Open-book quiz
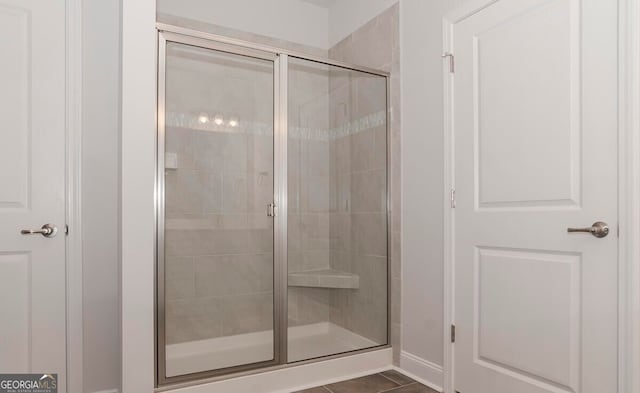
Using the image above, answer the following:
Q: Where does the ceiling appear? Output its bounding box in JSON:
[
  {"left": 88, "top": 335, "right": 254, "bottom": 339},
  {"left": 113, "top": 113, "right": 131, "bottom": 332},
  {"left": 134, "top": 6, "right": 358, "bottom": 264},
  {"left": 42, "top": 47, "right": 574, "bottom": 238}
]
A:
[{"left": 297, "top": 0, "right": 337, "bottom": 9}]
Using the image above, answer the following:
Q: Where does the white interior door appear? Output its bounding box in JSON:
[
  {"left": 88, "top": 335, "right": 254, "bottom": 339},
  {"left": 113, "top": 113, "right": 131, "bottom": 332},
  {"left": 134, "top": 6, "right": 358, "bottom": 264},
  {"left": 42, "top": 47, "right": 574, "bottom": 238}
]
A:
[
  {"left": 0, "top": 0, "right": 67, "bottom": 388},
  {"left": 451, "top": 0, "right": 618, "bottom": 392}
]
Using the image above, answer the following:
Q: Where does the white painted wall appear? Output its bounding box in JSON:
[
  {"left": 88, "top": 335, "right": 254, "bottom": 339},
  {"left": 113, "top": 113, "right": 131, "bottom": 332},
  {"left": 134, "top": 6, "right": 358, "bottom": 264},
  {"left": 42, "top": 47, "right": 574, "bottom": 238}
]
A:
[
  {"left": 82, "top": 1, "right": 121, "bottom": 392},
  {"left": 399, "top": 0, "right": 469, "bottom": 383},
  {"left": 157, "top": 0, "right": 403, "bottom": 50},
  {"left": 327, "top": 0, "right": 399, "bottom": 46},
  {"left": 121, "top": 0, "right": 156, "bottom": 391},
  {"left": 157, "top": 0, "right": 329, "bottom": 49}
]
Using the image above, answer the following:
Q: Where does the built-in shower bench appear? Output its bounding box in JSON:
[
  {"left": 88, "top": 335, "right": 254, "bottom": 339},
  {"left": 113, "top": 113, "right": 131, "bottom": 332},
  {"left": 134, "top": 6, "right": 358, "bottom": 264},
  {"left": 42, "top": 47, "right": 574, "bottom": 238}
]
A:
[{"left": 287, "top": 269, "right": 360, "bottom": 289}]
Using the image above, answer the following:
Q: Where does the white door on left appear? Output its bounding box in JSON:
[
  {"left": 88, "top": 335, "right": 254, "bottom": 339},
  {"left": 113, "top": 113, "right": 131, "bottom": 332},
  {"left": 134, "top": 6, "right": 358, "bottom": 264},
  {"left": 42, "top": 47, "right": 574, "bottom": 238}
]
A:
[{"left": 0, "top": 0, "right": 67, "bottom": 389}]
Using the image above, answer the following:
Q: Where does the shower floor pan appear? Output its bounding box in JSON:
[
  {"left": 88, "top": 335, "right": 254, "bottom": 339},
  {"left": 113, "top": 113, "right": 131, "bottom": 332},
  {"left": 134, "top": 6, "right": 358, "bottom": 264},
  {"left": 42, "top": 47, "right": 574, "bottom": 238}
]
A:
[{"left": 166, "top": 322, "right": 378, "bottom": 377}]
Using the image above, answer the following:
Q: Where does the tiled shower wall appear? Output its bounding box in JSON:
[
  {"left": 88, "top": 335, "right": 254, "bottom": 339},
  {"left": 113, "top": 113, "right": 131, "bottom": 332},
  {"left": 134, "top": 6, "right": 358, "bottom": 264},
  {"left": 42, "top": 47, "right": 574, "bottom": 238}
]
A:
[
  {"left": 287, "top": 56, "right": 389, "bottom": 349},
  {"left": 326, "top": 68, "right": 388, "bottom": 345},
  {"left": 287, "top": 60, "right": 332, "bottom": 327},
  {"left": 328, "top": 3, "right": 401, "bottom": 363}
]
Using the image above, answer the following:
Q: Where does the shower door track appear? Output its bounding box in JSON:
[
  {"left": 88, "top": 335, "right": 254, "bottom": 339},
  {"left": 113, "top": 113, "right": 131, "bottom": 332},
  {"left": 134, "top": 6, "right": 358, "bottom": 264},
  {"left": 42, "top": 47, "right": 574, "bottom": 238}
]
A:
[{"left": 155, "top": 25, "right": 392, "bottom": 388}]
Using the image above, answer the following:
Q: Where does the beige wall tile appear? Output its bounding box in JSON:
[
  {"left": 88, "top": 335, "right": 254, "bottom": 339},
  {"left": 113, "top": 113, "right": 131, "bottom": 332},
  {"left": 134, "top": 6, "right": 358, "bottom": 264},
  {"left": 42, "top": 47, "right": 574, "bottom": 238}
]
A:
[
  {"left": 291, "top": 287, "right": 330, "bottom": 326},
  {"left": 329, "top": 213, "right": 351, "bottom": 251},
  {"left": 351, "top": 213, "right": 387, "bottom": 257},
  {"left": 221, "top": 292, "right": 274, "bottom": 335},
  {"left": 166, "top": 128, "right": 197, "bottom": 170},
  {"left": 351, "top": 170, "right": 386, "bottom": 213},
  {"left": 166, "top": 297, "right": 223, "bottom": 344},
  {"left": 193, "top": 130, "right": 224, "bottom": 171},
  {"left": 195, "top": 254, "right": 273, "bottom": 297},
  {"left": 222, "top": 172, "right": 248, "bottom": 213},
  {"left": 347, "top": 254, "right": 388, "bottom": 343},
  {"left": 354, "top": 75, "right": 386, "bottom": 120},
  {"left": 300, "top": 213, "right": 330, "bottom": 251},
  {"left": 166, "top": 256, "right": 195, "bottom": 301}
]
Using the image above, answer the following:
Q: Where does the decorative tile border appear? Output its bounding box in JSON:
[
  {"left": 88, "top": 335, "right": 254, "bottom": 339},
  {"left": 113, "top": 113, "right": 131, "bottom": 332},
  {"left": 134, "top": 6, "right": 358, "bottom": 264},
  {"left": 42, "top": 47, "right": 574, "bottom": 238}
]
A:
[{"left": 165, "top": 110, "right": 387, "bottom": 141}]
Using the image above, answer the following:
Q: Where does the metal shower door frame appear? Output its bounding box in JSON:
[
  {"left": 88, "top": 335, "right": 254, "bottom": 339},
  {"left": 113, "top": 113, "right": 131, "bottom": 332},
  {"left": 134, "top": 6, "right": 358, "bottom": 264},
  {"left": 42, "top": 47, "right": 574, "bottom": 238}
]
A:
[{"left": 155, "top": 27, "right": 392, "bottom": 388}]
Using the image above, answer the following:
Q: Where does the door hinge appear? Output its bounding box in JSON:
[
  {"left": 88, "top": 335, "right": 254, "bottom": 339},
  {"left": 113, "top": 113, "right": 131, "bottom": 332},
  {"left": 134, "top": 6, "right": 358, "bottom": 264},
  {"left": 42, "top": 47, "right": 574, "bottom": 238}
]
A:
[
  {"left": 65, "top": 224, "right": 69, "bottom": 236},
  {"left": 450, "top": 188, "right": 456, "bottom": 208},
  {"left": 442, "top": 52, "right": 455, "bottom": 73},
  {"left": 451, "top": 324, "right": 456, "bottom": 343},
  {"left": 267, "top": 203, "right": 278, "bottom": 217}
]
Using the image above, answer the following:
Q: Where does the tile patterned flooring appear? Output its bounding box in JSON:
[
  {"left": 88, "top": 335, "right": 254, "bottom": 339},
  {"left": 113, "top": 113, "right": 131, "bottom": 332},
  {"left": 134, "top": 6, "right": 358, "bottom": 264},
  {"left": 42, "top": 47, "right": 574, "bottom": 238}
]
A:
[{"left": 294, "top": 370, "right": 439, "bottom": 393}]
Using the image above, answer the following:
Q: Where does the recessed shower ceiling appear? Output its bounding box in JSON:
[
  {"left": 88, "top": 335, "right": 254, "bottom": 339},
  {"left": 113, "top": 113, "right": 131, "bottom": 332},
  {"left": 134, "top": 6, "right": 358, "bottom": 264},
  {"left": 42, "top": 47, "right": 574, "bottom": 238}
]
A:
[{"left": 297, "top": 0, "right": 336, "bottom": 8}]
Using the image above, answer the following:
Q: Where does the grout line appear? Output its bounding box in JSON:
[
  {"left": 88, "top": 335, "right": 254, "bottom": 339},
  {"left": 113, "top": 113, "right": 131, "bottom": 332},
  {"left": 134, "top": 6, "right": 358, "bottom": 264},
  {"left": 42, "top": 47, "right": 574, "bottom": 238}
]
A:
[
  {"left": 378, "top": 382, "right": 418, "bottom": 393},
  {"left": 168, "top": 291, "right": 274, "bottom": 303},
  {"left": 378, "top": 371, "right": 404, "bottom": 386},
  {"left": 322, "top": 386, "right": 335, "bottom": 393},
  {"left": 166, "top": 251, "right": 274, "bottom": 258}
]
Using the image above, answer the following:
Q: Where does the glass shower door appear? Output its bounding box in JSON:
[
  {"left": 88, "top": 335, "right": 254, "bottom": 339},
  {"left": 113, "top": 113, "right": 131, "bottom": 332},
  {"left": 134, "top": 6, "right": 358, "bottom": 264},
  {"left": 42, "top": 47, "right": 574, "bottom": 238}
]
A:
[
  {"left": 158, "top": 36, "right": 278, "bottom": 380},
  {"left": 286, "top": 57, "right": 388, "bottom": 362}
]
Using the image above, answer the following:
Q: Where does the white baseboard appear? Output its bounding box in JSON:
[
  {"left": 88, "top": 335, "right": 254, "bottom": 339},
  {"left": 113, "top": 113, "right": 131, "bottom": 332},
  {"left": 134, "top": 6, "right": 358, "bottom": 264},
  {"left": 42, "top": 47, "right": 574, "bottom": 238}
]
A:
[
  {"left": 171, "top": 348, "right": 392, "bottom": 393},
  {"left": 398, "top": 351, "right": 443, "bottom": 392},
  {"left": 91, "top": 390, "right": 119, "bottom": 393}
]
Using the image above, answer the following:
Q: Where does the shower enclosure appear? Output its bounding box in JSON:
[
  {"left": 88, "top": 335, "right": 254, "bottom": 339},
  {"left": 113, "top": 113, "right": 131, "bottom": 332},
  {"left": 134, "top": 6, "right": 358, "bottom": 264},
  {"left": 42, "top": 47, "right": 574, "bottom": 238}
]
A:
[{"left": 156, "top": 27, "right": 389, "bottom": 385}]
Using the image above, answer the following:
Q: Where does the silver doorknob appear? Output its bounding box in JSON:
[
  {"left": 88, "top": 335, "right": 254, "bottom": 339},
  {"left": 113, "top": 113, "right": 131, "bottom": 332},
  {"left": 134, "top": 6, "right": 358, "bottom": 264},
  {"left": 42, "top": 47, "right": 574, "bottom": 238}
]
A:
[
  {"left": 567, "top": 221, "right": 609, "bottom": 238},
  {"left": 20, "top": 223, "right": 58, "bottom": 238}
]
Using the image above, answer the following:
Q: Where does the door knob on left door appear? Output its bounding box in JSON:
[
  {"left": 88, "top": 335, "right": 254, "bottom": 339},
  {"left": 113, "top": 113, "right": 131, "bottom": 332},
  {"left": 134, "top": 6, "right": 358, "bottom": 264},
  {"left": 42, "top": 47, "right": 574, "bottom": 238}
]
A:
[
  {"left": 21, "top": 223, "right": 58, "bottom": 238},
  {"left": 567, "top": 221, "right": 609, "bottom": 238}
]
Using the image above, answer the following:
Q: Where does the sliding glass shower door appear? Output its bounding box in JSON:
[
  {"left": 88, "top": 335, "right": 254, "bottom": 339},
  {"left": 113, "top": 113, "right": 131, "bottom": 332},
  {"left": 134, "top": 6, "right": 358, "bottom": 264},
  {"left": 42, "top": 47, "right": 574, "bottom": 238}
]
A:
[
  {"left": 157, "top": 34, "right": 279, "bottom": 381},
  {"left": 156, "top": 30, "right": 389, "bottom": 386}
]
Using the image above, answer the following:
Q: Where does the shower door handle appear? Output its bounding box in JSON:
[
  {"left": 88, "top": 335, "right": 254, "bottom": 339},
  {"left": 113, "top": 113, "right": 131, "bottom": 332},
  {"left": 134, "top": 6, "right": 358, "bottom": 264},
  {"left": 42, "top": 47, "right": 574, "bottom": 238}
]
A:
[{"left": 267, "top": 203, "right": 277, "bottom": 217}]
